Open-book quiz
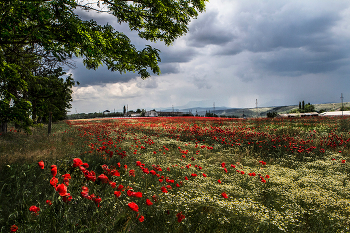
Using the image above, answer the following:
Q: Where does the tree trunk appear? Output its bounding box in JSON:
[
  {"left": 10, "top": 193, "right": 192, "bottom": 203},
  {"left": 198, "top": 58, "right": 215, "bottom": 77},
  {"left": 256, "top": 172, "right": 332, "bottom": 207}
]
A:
[
  {"left": 48, "top": 112, "right": 52, "bottom": 134},
  {"left": 32, "top": 101, "right": 37, "bottom": 123},
  {"left": 1, "top": 122, "right": 7, "bottom": 133}
]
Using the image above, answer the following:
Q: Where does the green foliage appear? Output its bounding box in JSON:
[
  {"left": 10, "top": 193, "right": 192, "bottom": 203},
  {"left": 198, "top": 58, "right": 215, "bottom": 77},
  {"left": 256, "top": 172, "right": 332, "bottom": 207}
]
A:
[
  {"left": 28, "top": 67, "right": 76, "bottom": 123},
  {"left": 205, "top": 111, "right": 218, "bottom": 117},
  {"left": 67, "top": 112, "right": 125, "bottom": 120},
  {"left": 266, "top": 111, "right": 277, "bottom": 118},
  {"left": 340, "top": 106, "right": 350, "bottom": 111},
  {"left": 290, "top": 103, "right": 315, "bottom": 114},
  {"left": 0, "top": 0, "right": 208, "bottom": 78}
]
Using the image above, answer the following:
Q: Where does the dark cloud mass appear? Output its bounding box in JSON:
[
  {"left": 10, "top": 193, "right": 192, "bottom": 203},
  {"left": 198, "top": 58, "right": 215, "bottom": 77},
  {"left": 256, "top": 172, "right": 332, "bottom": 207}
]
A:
[
  {"left": 187, "top": 11, "right": 234, "bottom": 47},
  {"left": 159, "top": 46, "right": 197, "bottom": 63},
  {"left": 159, "top": 63, "right": 180, "bottom": 74},
  {"left": 70, "top": 59, "right": 139, "bottom": 87}
]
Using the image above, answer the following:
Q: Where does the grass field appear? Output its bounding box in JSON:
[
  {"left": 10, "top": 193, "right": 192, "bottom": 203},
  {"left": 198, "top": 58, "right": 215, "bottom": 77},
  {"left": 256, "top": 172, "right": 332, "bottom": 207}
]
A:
[{"left": 1, "top": 116, "right": 350, "bottom": 232}]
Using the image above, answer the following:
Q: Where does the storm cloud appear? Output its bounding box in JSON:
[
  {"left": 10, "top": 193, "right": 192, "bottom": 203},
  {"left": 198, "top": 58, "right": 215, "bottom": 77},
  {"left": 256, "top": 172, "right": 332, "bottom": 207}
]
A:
[{"left": 69, "top": 0, "right": 350, "bottom": 113}]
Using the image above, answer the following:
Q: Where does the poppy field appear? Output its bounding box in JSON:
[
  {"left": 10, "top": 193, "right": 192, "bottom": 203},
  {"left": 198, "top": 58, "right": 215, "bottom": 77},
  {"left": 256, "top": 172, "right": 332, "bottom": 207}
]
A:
[{"left": 1, "top": 116, "right": 350, "bottom": 232}]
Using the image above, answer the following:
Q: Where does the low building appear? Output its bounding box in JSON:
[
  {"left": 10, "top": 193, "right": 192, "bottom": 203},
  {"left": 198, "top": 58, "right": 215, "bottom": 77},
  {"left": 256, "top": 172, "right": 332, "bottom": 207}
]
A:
[
  {"left": 145, "top": 110, "right": 158, "bottom": 117},
  {"left": 319, "top": 111, "right": 350, "bottom": 116},
  {"left": 278, "top": 112, "right": 319, "bottom": 118},
  {"left": 158, "top": 111, "right": 187, "bottom": 116}
]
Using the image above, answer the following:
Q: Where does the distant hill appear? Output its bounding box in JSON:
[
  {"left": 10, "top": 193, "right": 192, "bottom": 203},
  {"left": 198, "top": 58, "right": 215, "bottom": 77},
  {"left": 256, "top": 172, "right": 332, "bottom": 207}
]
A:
[{"left": 192, "top": 102, "right": 350, "bottom": 117}]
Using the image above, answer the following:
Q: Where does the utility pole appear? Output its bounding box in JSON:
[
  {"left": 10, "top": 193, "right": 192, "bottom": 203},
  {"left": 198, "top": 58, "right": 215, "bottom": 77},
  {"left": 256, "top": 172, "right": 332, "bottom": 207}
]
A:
[
  {"left": 213, "top": 102, "right": 215, "bottom": 117},
  {"left": 341, "top": 93, "right": 344, "bottom": 116}
]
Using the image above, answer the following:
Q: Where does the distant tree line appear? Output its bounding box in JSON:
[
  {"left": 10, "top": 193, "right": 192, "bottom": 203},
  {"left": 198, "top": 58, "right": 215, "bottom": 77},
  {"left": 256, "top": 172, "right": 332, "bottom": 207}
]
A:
[
  {"left": 67, "top": 112, "right": 124, "bottom": 120},
  {"left": 289, "top": 101, "right": 315, "bottom": 113},
  {"left": 267, "top": 111, "right": 278, "bottom": 118}
]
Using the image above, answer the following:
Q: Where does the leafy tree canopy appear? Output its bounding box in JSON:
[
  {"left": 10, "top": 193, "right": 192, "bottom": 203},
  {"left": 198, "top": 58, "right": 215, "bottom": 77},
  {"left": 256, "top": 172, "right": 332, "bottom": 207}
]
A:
[{"left": 1, "top": 0, "right": 208, "bottom": 78}]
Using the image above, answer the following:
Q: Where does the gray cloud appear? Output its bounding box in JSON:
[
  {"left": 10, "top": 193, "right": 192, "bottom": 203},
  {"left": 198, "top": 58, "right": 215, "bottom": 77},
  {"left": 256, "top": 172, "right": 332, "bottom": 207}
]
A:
[
  {"left": 136, "top": 77, "right": 158, "bottom": 89},
  {"left": 187, "top": 11, "right": 234, "bottom": 47},
  {"left": 193, "top": 76, "right": 211, "bottom": 89},
  {"left": 69, "top": 58, "right": 139, "bottom": 87},
  {"left": 159, "top": 63, "right": 180, "bottom": 74},
  {"left": 69, "top": 0, "right": 350, "bottom": 113}
]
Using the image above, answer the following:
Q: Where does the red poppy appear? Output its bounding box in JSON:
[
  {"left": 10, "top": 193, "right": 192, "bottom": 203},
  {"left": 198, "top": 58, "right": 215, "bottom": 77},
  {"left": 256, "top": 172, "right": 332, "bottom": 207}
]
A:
[
  {"left": 146, "top": 199, "right": 153, "bottom": 206},
  {"left": 62, "top": 174, "right": 71, "bottom": 179},
  {"left": 224, "top": 168, "right": 228, "bottom": 173},
  {"left": 38, "top": 160, "right": 44, "bottom": 169},
  {"left": 81, "top": 186, "right": 89, "bottom": 198},
  {"left": 56, "top": 184, "right": 68, "bottom": 196},
  {"left": 10, "top": 225, "right": 18, "bottom": 232},
  {"left": 51, "top": 165, "right": 57, "bottom": 177},
  {"left": 139, "top": 215, "right": 145, "bottom": 222},
  {"left": 128, "top": 202, "right": 139, "bottom": 212},
  {"left": 176, "top": 212, "right": 185, "bottom": 222},
  {"left": 218, "top": 179, "right": 222, "bottom": 183},
  {"left": 73, "top": 158, "right": 83, "bottom": 167},
  {"left": 221, "top": 192, "right": 228, "bottom": 199},
  {"left": 259, "top": 161, "right": 267, "bottom": 166},
  {"left": 63, "top": 193, "right": 72, "bottom": 203},
  {"left": 265, "top": 175, "right": 270, "bottom": 179},
  {"left": 161, "top": 186, "right": 168, "bottom": 193},
  {"left": 127, "top": 190, "right": 143, "bottom": 198},
  {"left": 50, "top": 177, "right": 58, "bottom": 187},
  {"left": 191, "top": 173, "right": 197, "bottom": 177},
  {"left": 46, "top": 200, "right": 52, "bottom": 205},
  {"left": 152, "top": 195, "right": 158, "bottom": 202},
  {"left": 150, "top": 170, "right": 156, "bottom": 175},
  {"left": 98, "top": 174, "right": 109, "bottom": 183},
  {"left": 29, "top": 205, "right": 40, "bottom": 214},
  {"left": 111, "top": 169, "right": 120, "bottom": 176},
  {"left": 342, "top": 160, "right": 346, "bottom": 163},
  {"left": 129, "top": 169, "right": 135, "bottom": 177},
  {"left": 82, "top": 163, "right": 89, "bottom": 168},
  {"left": 221, "top": 162, "right": 226, "bottom": 168},
  {"left": 142, "top": 168, "right": 150, "bottom": 174},
  {"left": 109, "top": 181, "right": 117, "bottom": 188},
  {"left": 85, "top": 171, "right": 96, "bottom": 182},
  {"left": 114, "top": 191, "right": 121, "bottom": 197},
  {"left": 93, "top": 196, "right": 101, "bottom": 207}
]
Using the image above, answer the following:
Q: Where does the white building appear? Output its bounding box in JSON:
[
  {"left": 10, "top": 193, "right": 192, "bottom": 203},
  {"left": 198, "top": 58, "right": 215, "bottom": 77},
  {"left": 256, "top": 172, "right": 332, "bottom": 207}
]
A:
[
  {"left": 319, "top": 111, "right": 350, "bottom": 116},
  {"left": 145, "top": 110, "right": 158, "bottom": 117}
]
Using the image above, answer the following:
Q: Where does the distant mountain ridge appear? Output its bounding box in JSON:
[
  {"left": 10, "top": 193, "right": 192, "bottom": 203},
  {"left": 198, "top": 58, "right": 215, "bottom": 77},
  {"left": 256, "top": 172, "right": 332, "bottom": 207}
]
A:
[{"left": 156, "top": 102, "right": 350, "bottom": 117}]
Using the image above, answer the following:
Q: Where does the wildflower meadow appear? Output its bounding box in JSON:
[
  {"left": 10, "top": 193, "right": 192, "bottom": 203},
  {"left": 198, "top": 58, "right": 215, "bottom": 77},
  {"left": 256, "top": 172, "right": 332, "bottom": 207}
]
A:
[{"left": 1, "top": 116, "right": 350, "bottom": 232}]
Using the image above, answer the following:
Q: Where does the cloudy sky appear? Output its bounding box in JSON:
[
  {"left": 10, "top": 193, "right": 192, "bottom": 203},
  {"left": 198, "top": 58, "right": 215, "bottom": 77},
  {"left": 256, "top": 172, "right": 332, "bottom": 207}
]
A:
[{"left": 68, "top": 0, "right": 350, "bottom": 114}]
